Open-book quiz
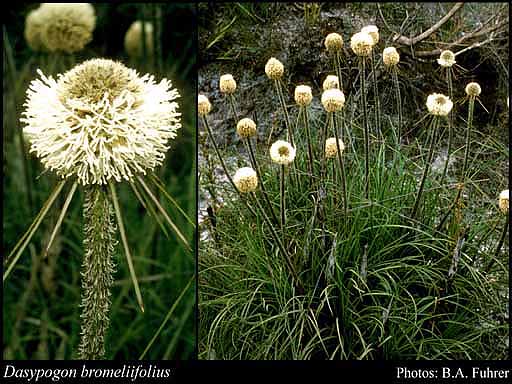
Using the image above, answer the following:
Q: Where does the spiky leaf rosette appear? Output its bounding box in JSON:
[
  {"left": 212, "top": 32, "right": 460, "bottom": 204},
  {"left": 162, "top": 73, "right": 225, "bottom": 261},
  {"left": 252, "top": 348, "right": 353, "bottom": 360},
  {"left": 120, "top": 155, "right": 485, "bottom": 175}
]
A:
[{"left": 21, "top": 58, "right": 181, "bottom": 185}]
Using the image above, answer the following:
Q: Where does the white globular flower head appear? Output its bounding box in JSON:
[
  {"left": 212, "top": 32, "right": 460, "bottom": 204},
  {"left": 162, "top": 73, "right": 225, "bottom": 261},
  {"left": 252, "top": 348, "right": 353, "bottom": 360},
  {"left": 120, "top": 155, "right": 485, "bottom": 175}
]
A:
[
  {"left": 324, "top": 32, "right": 344, "bottom": 52},
  {"left": 323, "top": 75, "right": 339, "bottom": 91},
  {"left": 437, "top": 50, "right": 456, "bottom": 68},
  {"left": 219, "top": 74, "right": 237, "bottom": 94},
  {"left": 361, "top": 25, "right": 379, "bottom": 46},
  {"left": 270, "top": 140, "right": 296, "bottom": 165},
  {"left": 294, "top": 85, "right": 313, "bottom": 106},
  {"left": 321, "top": 88, "right": 345, "bottom": 112},
  {"left": 233, "top": 167, "right": 258, "bottom": 193},
  {"left": 383, "top": 47, "right": 400, "bottom": 67},
  {"left": 21, "top": 58, "right": 181, "bottom": 186},
  {"left": 498, "top": 189, "right": 509, "bottom": 214},
  {"left": 465, "top": 82, "right": 481, "bottom": 98},
  {"left": 198, "top": 94, "right": 211, "bottom": 115},
  {"left": 426, "top": 93, "right": 453, "bottom": 116},
  {"left": 38, "top": 3, "right": 96, "bottom": 53},
  {"left": 236, "top": 118, "right": 257, "bottom": 138},
  {"left": 325, "top": 137, "right": 345, "bottom": 159},
  {"left": 265, "top": 57, "right": 284, "bottom": 80},
  {"left": 124, "top": 20, "right": 154, "bottom": 59},
  {"left": 350, "top": 31, "right": 374, "bottom": 57}
]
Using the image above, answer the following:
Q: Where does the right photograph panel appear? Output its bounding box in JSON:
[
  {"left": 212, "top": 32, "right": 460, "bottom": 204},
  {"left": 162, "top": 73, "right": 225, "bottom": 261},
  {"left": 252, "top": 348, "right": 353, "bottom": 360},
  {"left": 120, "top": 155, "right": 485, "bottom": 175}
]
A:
[{"left": 197, "top": 3, "right": 509, "bottom": 360}]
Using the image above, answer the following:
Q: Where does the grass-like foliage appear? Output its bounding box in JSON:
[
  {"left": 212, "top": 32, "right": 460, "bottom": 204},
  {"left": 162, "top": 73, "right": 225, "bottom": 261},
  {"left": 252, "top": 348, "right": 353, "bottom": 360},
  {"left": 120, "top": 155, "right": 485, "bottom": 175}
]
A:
[{"left": 199, "top": 28, "right": 508, "bottom": 360}]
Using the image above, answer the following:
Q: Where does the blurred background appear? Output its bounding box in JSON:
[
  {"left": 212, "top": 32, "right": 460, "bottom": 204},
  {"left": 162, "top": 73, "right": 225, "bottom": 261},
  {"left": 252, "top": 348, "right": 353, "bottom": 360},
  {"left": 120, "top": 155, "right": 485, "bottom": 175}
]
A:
[{"left": 3, "top": 3, "right": 196, "bottom": 359}]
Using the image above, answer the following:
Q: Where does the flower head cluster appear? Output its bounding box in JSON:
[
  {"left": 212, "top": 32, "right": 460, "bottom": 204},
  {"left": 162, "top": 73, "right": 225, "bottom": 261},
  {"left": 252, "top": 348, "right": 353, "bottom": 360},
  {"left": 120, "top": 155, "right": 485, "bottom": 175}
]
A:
[
  {"left": 219, "top": 74, "right": 237, "bottom": 94},
  {"left": 124, "top": 21, "right": 154, "bottom": 59},
  {"left": 25, "top": 3, "right": 96, "bottom": 53},
  {"left": 322, "top": 75, "right": 339, "bottom": 91},
  {"left": 350, "top": 31, "right": 374, "bottom": 57},
  {"left": 465, "top": 82, "right": 481, "bottom": 98},
  {"left": 270, "top": 140, "right": 296, "bottom": 165},
  {"left": 499, "top": 189, "right": 509, "bottom": 214},
  {"left": 236, "top": 118, "right": 257, "bottom": 138},
  {"left": 198, "top": 95, "right": 211, "bottom": 116},
  {"left": 21, "top": 58, "right": 181, "bottom": 185},
  {"left": 324, "top": 32, "right": 343, "bottom": 52},
  {"left": 437, "top": 50, "right": 456, "bottom": 68},
  {"left": 361, "top": 25, "right": 379, "bottom": 46},
  {"left": 325, "top": 137, "right": 345, "bottom": 159},
  {"left": 383, "top": 47, "right": 400, "bottom": 67},
  {"left": 233, "top": 167, "right": 258, "bottom": 193},
  {"left": 265, "top": 58, "right": 284, "bottom": 80},
  {"left": 321, "top": 89, "right": 345, "bottom": 112},
  {"left": 426, "top": 93, "right": 453, "bottom": 116},
  {"left": 294, "top": 85, "right": 313, "bottom": 106}
]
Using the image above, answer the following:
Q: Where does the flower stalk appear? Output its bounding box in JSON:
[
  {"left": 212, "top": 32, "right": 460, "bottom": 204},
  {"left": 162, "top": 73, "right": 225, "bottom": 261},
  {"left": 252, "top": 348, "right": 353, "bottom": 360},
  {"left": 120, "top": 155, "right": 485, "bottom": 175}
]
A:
[
  {"left": 78, "top": 185, "right": 116, "bottom": 360},
  {"left": 360, "top": 58, "right": 370, "bottom": 199},
  {"left": 461, "top": 95, "right": 475, "bottom": 183},
  {"left": 332, "top": 113, "right": 348, "bottom": 216},
  {"left": 441, "top": 68, "right": 454, "bottom": 182}
]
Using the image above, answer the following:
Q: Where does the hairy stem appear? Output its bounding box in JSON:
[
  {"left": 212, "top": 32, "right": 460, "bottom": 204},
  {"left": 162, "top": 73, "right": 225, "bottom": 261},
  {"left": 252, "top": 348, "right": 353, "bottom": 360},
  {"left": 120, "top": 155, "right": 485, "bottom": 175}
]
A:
[
  {"left": 332, "top": 112, "right": 348, "bottom": 217},
  {"left": 78, "top": 185, "right": 116, "bottom": 360},
  {"left": 441, "top": 68, "right": 454, "bottom": 183},
  {"left": 360, "top": 58, "right": 370, "bottom": 199},
  {"left": 392, "top": 67, "right": 402, "bottom": 146},
  {"left": 485, "top": 216, "right": 509, "bottom": 273},
  {"left": 370, "top": 49, "right": 381, "bottom": 137},
  {"left": 280, "top": 165, "right": 286, "bottom": 242},
  {"left": 303, "top": 106, "right": 314, "bottom": 179},
  {"left": 275, "top": 79, "right": 294, "bottom": 147},
  {"left": 461, "top": 96, "right": 475, "bottom": 183}
]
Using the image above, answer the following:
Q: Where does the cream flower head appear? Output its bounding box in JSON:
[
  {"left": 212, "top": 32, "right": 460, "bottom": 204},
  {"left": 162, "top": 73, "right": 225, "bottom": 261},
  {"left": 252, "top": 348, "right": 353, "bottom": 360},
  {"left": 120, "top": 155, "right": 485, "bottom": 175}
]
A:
[
  {"left": 426, "top": 93, "right": 453, "bottom": 116},
  {"left": 198, "top": 94, "right": 212, "bottom": 116},
  {"left": 233, "top": 167, "right": 258, "bottom": 193},
  {"left": 323, "top": 75, "right": 339, "bottom": 91},
  {"left": 350, "top": 31, "right": 374, "bottom": 57},
  {"left": 437, "top": 50, "right": 456, "bottom": 68},
  {"left": 325, "top": 137, "right": 345, "bottom": 159},
  {"left": 465, "top": 82, "right": 481, "bottom": 98},
  {"left": 265, "top": 57, "right": 284, "bottom": 80},
  {"left": 24, "top": 8, "right": 46, "bottom": 51},
  {"left": 37, "top": 3, "right": 96, "bottom": 53},
  {"left": 498, "top": 189, "right": 509, "bottom": 214},
  {"left": 124, "top": 21, "right": 154, "bottom": 59},
  {"left": 294, "top": 85, "right": 313, "bottom": 106},
  {"left": 324, "top": 33, "right": 344, "bottom": 52},
  {"left": 236, "top": 118, "right": 257, "bottom": 138},
  {"left": 361, "top": 25, "right": 379, "bottom": 46},
  {"left": 21, "top": 58, "right": 181, "bottom": 185},
  {"left": 321, "top": 88, "right": 345, "bottom": 112},
  {"left": 383, "top": 47, "right": 400, "bottom": 67},
  {"left": 270, "top": 140, "right": 296, "bottom": 165},
  {"left": 219, "top": 74, "right": 237, "bottom": 94}
]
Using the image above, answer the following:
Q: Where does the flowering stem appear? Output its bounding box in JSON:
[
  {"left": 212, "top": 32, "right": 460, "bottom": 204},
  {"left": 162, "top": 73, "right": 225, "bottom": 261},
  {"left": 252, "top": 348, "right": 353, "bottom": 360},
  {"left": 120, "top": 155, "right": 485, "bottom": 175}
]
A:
[
  {"left": 250, "top": 192, "right": 303, "bottom": 294},
  {"left": 461, "top": 96, "right": 475, "bottom": 184},
  {"left": 228, "top": 94, "right": 239, "bottom": 122},
  {"left": 275, "top": 79, "right": 294, "bottom": 147},
  {"left": 247, "top": 138, "right": 279, "bottom": 224},
  {"left": 78, "top": 185, "right": 116, "bottom": 360},
  {"left": 332, "top": 112, "right": 348, "bottom": 217},
  {"left": 303, "top": 106, "right": 314, "bottom": 179},
  {"left": 411, "top": 116, "right": 439, "bottom": 220},
  {"left": 202, "top": 115, "right": 257, "bottom": 218},
  {"left": 370, "top": 49, "right": 381, "bottom": 137},
  {"left": 334, "top": 51, "right": 343, "bottom": 89},
  {"left": 485, "top": 216, "right": 509, "bottom": 273},
  {"left": 360, "top": 58, "right": 370, "bottom": 199},
  {"left": 392, "top": 67, "right": 402, "bottom": 146},
  {"left": 441, "top": 68, "right": 454, "bottom": 183},
  {"left": 280, "top": 165, "right": 286, "bottom": 242}
]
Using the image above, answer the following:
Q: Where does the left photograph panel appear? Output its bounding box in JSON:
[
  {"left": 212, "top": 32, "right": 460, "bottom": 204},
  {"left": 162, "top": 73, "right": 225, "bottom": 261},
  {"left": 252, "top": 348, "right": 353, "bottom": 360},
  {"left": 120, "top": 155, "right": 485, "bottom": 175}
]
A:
[{"left": 3, "top": 3, "right": 197, "bottom": 359}]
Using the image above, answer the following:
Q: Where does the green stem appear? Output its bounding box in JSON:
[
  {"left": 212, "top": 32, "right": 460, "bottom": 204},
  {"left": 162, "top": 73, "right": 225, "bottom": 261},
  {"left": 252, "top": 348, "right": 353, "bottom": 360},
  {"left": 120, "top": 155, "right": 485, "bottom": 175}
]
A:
[
  {"left": 360, "top": 58, "right": 370, "bottom": 199},
  {"left": 485, "top": 216, "right": 509, "bottom": 273},
  {"left": 303, "top": 106, "right": 314, "bottom": 179},
  {"left": 78, "top": 185, "right": 116, "bottom": 360},
  {"left": 411, "top": 116, "right": 439, "bottom": 220},
  {"left": 228, "top": 94, "right": 239, "bottom": 122},
  {"left": 332, "top": 112, "right": 348, "bottom": 217},
  {"left": 370, "top": 49, "right": 381, "bottom": 137},
  {"left": 280, "top": 165, "right": 286, "bottom": 242},
  {"left": 275, "top": 79, "right": 294, "bottom": 147},
  {"left": 441, "top": 68, "right": 454, "bottom": 183},
  {"left": 392, "top": 67, "right": 402, "bottom": 146},
  {"left": 461, "top": 96, "right": 475, "bottom": 183}
]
